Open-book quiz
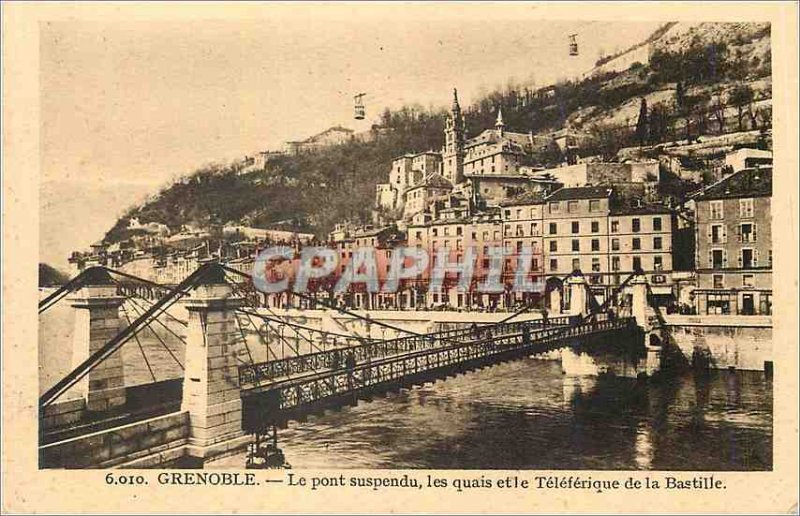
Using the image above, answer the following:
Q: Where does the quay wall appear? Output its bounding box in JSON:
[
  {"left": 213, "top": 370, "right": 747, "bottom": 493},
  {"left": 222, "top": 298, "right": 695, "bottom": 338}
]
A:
[
  {"left": 40, "top": 411, "right": 189, "bottom": 469},
  {"left": 663, "top": 315, "right": 773, "bottom": 371}
]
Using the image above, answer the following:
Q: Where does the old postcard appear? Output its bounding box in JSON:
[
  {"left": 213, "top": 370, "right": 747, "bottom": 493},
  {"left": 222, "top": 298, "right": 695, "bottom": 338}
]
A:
[{"left": 2, "top": 1, "right": 798, "bottom": 514}]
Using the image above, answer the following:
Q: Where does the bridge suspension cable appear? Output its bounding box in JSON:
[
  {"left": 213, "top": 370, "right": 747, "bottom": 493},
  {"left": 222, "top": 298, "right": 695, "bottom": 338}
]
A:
[{"left": 39, "top": 263, "right": 216, "bottom": 408}]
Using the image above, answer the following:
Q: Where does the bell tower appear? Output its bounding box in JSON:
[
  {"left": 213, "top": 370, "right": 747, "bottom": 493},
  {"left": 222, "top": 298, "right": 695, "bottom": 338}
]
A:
[{"left": 442, "top": 88, "right": 466, "bottom": 185}]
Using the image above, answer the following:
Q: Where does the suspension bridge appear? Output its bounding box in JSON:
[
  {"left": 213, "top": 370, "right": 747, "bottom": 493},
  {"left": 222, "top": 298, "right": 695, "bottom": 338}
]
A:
[{"left": 38, "top": 262, "right": 664, "bottom": 468}]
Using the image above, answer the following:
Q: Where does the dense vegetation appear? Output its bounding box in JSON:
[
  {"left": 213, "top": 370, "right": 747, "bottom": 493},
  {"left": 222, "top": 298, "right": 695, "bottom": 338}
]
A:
[{"left": 105, "top": 23, "right": 772, "bottom": 243}]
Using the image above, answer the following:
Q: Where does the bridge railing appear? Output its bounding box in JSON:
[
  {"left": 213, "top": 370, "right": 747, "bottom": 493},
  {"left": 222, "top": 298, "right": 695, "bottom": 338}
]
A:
[
  {"left": 238, "top": 315, "right": 576, "bottom": 386},
  {"left": 267, "top": 317, "right": 635, "bottom": 411}
]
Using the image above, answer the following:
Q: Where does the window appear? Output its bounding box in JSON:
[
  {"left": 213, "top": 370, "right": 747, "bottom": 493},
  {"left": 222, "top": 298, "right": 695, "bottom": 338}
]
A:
[
  {"left": 549, "top": 223, "right": 557, "bottom": 235},
  {"left": 653, "top": 237, "right": 662, "bottom": 250},
  {"left": 711, "top": 249, "right": 724, "bottom": 269},
  {"left": 530, "top": 208, "right": 537, "bottom": 218},
  {"left": 549, "top": 241, "right": 558, "bottom": 252},
  {"left": 432, "top": 228, "right": 438, "bottom": 237},
  {"left": 504, "top": 209, "right": 511, "bottom": 218},
  {"left": 713, "top": 274, "right": 724, "bottom": 289},
  {"left": 567, "top": 201, "right": 579, "bottom": 213},
  {"left": 572, "top": 258, "right": 580, "bottom": 271},
  {"left": 591, "top": 239, "right": 600, "bottom": 252},
  {"left": 611, "top": 220, "right": 619, "bottom": 233},
  {"left": 456, "top": 227, "right": 462, "bottom": 236},
  {"left": 632, "top": 218, "right": 641, "bottom": 233},
  {"left": 493, "top": 230, "right": 500, "bottom": 240},
  {"left": 589, "top": 200, "right": 600, "bottom": 212},
  {"left": 592, "top": 258, "right": 601, "bottom": 272},
  {"left": 591, "top": 221, "right": 599, "bottom": 233},
  {"left": 739, "top": 223, "right": 756, "bottom": 243},
  {"left": 444, "top": 227, "right": 450, "bottom": 236},
  {"left": 633, "top": 256, "right": 642, "bottom": 271},
  {"left": 654, "top": 256, "right": 663, "bottom": 271},
  {"left": 743, "top": 274, "right": 755, "bottom": 287},
  {"left": 516, "top": 209, "right": 522, "bottom": 219},
  {"left": 415, "top": 231, "right": 422, "bottom": 240},
  {"left": 739, "top": 198, "right": 754, "bottom": 218},
  {"left": 515, "top": 225, "right": 523, "bottom": 237},
  {"left": 516, "top": 241, "right": 523, "bottom": 253},
  {"left": 611, "top": 256, "right": 620, "bottom": 271},
  {"left": 457, "top": 240, "right": 463, "bottom": 251},
  {"left": 611, "top": 238, "right": 620, "bottom": 251},
  {"left": 471, "top": 232, "right": 477, "bottom": 240},
  {"left": 571, "top": 239, "right": 580, "bottom": 252},
  {"left": 530, "top": 223, "right": 539, "bottom": 235},
  {"left": 740, "top": 248, "right": 756, "bottom": 268},
  {"left": 710, "top": 200, "right": 724, "bottom": 220},
  {"left": 571, "top": 221, "right": 579, "bottom": 234},
  {"left": 632, "top": 238, "right": 641, "bottom": 250},
  {"left": 711, "top": 224, "right": 725, "bottom": 244},
  {"left": 550, "top": 259, "right": 558, "bottom": 272},
  {"left": 653, "top": 217, "right": 662, "bottom": 231},
  {"left": 549, "top": 202, "right": 560, "bottom": 214}
]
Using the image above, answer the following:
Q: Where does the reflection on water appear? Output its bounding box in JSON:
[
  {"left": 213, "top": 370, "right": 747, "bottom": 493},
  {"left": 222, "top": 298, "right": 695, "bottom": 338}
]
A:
[{"left": 215, "top": 358, "right": 772, "bottom": 471}]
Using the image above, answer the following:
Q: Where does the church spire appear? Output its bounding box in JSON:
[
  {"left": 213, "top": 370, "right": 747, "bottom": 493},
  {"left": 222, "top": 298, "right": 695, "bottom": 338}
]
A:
[
  {"left": 451, "top": 88, "right": 461, "bottom": 115},
  {"left": 495, "top": 108, "right": 504, "bottom": 137}
]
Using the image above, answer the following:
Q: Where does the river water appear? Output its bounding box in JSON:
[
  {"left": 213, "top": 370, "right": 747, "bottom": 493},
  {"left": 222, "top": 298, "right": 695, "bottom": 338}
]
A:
[{"left": 214, "top": 358, "right": 772, "bottom": 471}]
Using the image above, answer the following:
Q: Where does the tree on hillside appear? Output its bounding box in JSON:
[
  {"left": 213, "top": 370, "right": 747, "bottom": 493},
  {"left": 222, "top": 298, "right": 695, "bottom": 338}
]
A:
[
  {"left": 39, "top": 263, "right": 70, "bottom": 287},
  {"left": 711, "top": 89, "right": 727, "bottom": 133},
  {"left": 730, "top": 83, "right": 755, "bottom": 132},
  {"left": 634, "top": 97, "right": 648, "bottom": 146}
]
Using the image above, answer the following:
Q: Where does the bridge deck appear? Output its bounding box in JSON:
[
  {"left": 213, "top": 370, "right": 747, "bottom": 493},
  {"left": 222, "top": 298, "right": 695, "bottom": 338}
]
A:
[
  {"left": 241, "top": 317, "right": 636, "bottom": 429},
  {"left": 238, "top": 315, "right": 577, "bottom": 386}
]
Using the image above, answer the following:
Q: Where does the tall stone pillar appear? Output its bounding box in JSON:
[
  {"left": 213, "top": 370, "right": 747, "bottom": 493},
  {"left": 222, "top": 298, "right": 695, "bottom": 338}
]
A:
[
  {"left": 549, "top": 287, "right": 562, "bottom": 314},
  {"left": 181, "top": 268, "right": 248, "bottom": 462},
  {"left": 629, "top": 276, "right": 650, "bottom": 331},
  {"left": 69, "top": 269, "right": 127, "bottom": 413},
  {"left": 565, "top": 275, "right": 588, "bottom": 317}
]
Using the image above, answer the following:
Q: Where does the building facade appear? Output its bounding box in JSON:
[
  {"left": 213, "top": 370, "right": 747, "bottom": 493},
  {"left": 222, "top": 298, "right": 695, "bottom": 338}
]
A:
[{"left": 693, "top": 167, "right": 772, "bottom": 315}]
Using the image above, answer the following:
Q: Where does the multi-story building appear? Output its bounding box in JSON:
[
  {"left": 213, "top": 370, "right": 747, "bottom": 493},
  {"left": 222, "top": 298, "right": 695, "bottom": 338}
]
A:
[
  {"left": 693, "top": 167, "right": 772, "bottom": 315},
  {"left": 538, "top": 186, "right": 674, "bottom": 305},
  {"left": 542, "top": 186, "right": 613, "bottom": 289},
  {"left": 402, "top": 173, "right": 453, "bottom": 220}
]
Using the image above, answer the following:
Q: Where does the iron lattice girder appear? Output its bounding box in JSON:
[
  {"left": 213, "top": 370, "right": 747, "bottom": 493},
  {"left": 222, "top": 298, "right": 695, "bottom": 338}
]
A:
[
  {"left": 238, "top": 315, "right": 576, "bottom": 385},
  {"left": 242, "top": 317, "right": 635, "bottom": 413}
]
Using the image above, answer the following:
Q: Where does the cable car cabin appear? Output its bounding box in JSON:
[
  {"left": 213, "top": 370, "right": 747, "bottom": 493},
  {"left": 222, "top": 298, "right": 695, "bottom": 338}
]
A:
[
  {"left": 568, "top": 34, "right": 579, "bottom": 56},
  {"left": 354, "top": 104, "right": 365, "bottom": 120},
  {"left": 354, "top": 93, "right": 366, "bottom": 120}
]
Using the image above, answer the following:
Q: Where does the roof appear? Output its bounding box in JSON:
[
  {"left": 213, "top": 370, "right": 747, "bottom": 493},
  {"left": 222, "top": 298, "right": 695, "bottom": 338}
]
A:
[
  {"left": 545, "top": 186, "right": 613, "bottom": 201},
  {"left": 407, "top": 173, "right": 453, "bottom": 191},
  {"left": 695, "top": 167, "right": 772, "bottom": 201},
  {"left": 499, "top": 190, "right": 547, "bottom": 207}
]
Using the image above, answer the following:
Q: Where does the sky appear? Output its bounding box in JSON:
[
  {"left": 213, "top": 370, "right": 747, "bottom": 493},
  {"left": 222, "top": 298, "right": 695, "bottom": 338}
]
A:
[{"left": 39, "top": 6, "right": 663, "bottom": 270}]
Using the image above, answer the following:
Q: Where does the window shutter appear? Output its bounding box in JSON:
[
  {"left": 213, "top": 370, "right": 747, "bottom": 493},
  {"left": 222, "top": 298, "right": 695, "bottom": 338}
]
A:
[
  {"left": 707, "top": 226, "right": 713, "bottom": 242},
  {"left": 709, "top": 203, "right": 714, "bottom": 219},
  {"left": 723, "top": 250, "right": 728, "bottom": 267},
  {"left": 753, "top": 249, "right": 759, "bottom": 267},
  {"left": 737, "top": 251, "right": 743, "bottom": 267},
  {"left": 735, "top": 224, "right": 741, "bottom": 243},
  {"left": 708, "top": 250, "right": 713, "bottom": 267},
  {"left": 753, "top": 223, "right": 757, "bottom": 242},
  {"left": 722, "top": 225, "right": 727, "bottom": 243}
]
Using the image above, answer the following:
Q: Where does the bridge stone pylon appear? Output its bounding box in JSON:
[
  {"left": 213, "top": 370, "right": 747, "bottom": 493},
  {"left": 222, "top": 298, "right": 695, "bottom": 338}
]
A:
[
  {"left": 565, "top": 275, "right": 588, "bottom": 317},
  {"left": 629, "top": 275, "right": 650, "bottom": 331},
  {"left": 180, "top": 266, "right": 250, "bottom": 464},
  {"left": 68, "top": 268, "right": 127, "bottom": 413}
]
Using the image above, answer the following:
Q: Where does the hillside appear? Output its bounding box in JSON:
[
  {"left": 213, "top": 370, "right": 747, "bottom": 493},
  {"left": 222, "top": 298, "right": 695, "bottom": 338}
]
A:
[{"left": 104, "top": 22, "right": 771, "bottom": 244}]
